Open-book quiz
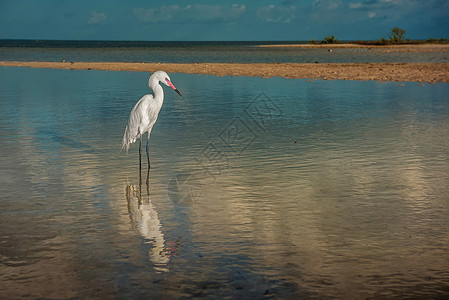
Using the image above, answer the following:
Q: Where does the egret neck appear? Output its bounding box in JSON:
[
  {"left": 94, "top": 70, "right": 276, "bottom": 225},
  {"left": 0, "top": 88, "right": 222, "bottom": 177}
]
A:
[{"left": 149, "top": 76, "right": 164, "bottom": 107}]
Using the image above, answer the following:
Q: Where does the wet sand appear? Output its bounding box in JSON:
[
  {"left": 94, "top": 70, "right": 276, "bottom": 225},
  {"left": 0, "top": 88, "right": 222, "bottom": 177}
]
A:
[{"left": 2, "top": 61, "right": 448, "bottom": 83}]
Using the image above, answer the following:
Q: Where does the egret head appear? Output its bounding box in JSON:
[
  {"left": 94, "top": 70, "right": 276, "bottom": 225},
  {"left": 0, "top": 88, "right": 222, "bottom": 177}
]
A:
[{"left": 151, "top": 71, "right": 182, "bottom": 97}]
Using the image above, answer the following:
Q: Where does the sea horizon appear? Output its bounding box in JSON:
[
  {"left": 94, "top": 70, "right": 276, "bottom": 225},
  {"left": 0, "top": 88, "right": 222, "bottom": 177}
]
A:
[{"left": 0, "top": 39, "right": 312, "bottom": 48}]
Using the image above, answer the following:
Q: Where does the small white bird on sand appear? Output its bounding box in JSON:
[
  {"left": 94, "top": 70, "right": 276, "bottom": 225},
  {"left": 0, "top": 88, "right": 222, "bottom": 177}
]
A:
[{"left": 121, "top": 71, "right": 182, "bottom": 170}]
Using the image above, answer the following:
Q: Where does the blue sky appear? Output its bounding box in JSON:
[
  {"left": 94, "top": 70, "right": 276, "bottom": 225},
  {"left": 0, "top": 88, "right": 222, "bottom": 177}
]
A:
[{"left": 0, "top": 0, "right": 448, "bottom": 41}]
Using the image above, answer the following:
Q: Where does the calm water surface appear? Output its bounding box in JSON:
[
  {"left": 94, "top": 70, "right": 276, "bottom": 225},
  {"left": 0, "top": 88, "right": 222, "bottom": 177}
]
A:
[{"left": 1, "top": 68, "right": 449, "bottom": 299}]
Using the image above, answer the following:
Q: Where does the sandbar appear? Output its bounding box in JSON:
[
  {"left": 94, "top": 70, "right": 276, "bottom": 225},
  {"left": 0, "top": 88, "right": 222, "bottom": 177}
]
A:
[
  {"left": 258, "top": 43, "right": 449, "bottom": 52},
  {"left": 1, "top": 61, "right": 448, "bottom": 83}
]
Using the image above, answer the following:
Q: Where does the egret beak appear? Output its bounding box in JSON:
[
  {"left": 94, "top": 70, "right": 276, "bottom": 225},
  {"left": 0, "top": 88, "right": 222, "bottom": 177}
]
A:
[
  {"left": 174, "top": 88, "right": 182, "bottom": 97},
  {"left": 166, "top": 79, "right": 182, "bottom": 97}
]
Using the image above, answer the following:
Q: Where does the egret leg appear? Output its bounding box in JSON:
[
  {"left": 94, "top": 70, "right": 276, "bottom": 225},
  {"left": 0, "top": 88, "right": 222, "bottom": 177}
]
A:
[
  {"left": 146, "top": 137, "right": 150, "bottom": 169},
  {"left": 139, "top": 136, "right": 142, "bottom": 187},
  {"left": 145, "top": 135, "right": 151, "bottom": 193},
  {"left": 146, "top": 165, "right": 150, "bottom": 195},
  {"left": 139, "top": 137, "right": 142, "bottom": 171},
  {"left": 145, "top": 137, "right": 150, "bottom": 192}
]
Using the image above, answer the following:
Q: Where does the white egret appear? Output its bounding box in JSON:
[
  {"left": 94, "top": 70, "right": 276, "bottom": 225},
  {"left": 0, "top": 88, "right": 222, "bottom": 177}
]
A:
[{"left": 121, "top": 71, "right": 182, "bottom": 171}]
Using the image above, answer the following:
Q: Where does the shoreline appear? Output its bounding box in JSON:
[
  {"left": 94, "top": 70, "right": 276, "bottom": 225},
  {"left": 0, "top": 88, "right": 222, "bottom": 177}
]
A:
[
  {"left": 1, "top": 61, "right": 448, "bottom": 83},
  {"left": 258, "top": 43, "right": 449, "bottom": 52}
]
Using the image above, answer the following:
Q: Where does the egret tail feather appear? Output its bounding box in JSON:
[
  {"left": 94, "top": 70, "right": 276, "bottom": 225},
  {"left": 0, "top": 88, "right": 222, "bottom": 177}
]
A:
[{"left": 121, "top": 125, "right": 137, "bottom": 153}]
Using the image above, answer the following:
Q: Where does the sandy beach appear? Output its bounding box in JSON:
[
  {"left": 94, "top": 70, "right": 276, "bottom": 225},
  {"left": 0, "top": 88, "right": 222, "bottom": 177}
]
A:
[{"left": 2, "top": 60, "right": 448, "bottom": 83}]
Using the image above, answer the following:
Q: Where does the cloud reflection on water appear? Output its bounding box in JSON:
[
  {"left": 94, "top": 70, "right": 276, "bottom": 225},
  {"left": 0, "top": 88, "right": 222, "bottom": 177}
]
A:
[{"left": 125, "top": 180, "right": 172, "bottom": 273}]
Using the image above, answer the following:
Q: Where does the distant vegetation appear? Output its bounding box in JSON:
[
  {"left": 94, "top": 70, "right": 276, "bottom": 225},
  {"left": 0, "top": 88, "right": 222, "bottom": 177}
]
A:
[
  {"left": 310, "top": 27, "right": 448, "bottom": 46},
  {"left": 389, "top": 27, "right": 407, "bottom": 43},
  {"left": 425, "top": 38, "right": 448, "bottom": 43},
  {"left": 309, "top": 35, "right": 340, "bottom": 45},
  {"left": 357, "top": 27, "right": 448, "bottom": 45},
  {"left": 320, "top": 35, "right": 340, "bottom": 44}
]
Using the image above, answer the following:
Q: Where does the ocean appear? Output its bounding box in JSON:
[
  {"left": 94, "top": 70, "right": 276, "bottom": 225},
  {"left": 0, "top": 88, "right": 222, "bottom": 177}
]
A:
[{"left": 1, "top": 39, "right": 448, "bottom": 63}]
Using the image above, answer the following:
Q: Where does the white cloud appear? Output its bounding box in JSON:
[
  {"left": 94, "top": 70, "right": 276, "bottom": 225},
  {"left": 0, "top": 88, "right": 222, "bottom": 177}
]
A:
[
  {"left": 349, "top": 3, "right": 363, "bottom": 9},
  {"left": 312, "top": 0, "right": 342, "bottom": 11},
  {"left": 88, "top": 11, "right": 106, "bottom": 25},
  {"left": 367, "top": 11, "right": 376, "bottom": 18},
  {"left": 366, "top": 0, "right": 408, "bottom": 9},
  {"left": 133, "top": 4, "right": 246, "bottom": 24},
  {"left": 257, "top": 5, "right": 296, "bottom": 23},
  {"left": 189, "top": 4, "right": 245, "bottom": 22},
  {"left": 232, "top": 4, "right": 246, "bottom": 14},
  {"left": 133, "top": 5, "right": 181, "bottom": 23}
]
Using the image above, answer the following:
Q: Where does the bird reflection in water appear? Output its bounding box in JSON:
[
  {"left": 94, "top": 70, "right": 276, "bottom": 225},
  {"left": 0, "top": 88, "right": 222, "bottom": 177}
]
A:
[{"left": 125, "top": 169, "right": 176, "bottom": 272}]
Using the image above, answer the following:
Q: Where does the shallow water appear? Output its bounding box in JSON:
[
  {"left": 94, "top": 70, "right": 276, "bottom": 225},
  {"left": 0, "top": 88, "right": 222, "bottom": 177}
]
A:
[
  {"left": 1, "top": 68, "right": 449, "bottom": 299},
  {"left": 1, "top": 42, "right": 448, "bottom": 63}
]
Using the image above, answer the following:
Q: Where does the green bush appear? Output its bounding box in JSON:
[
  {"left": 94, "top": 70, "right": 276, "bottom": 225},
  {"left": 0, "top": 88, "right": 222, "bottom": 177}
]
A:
[
  {"left": 319, "top": 35, "right": 340, "bottom": 44},
  {"left": 389, "top": 27, "right": 406, "bottom": 43},
  {"left": 426, "top": 38, "right": 448, "bottom": 44}
]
